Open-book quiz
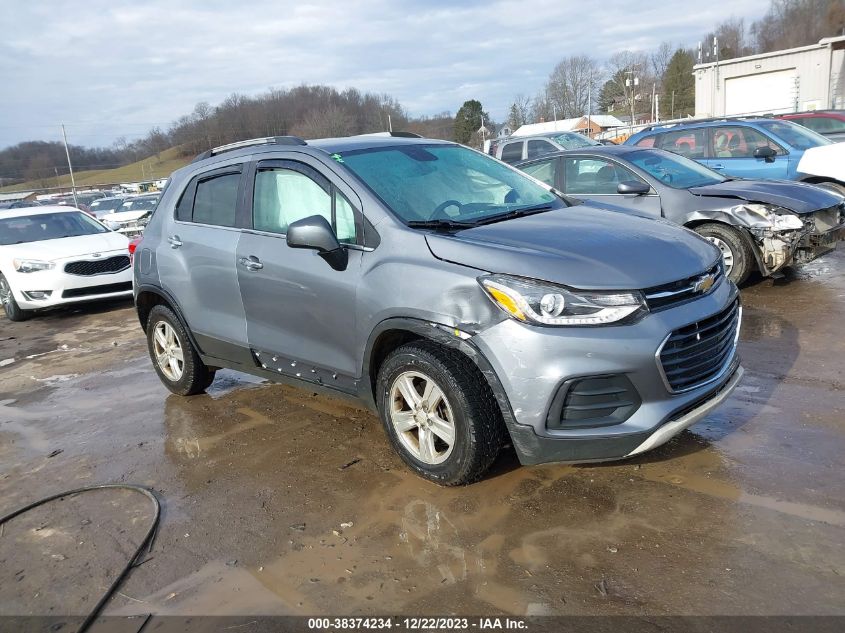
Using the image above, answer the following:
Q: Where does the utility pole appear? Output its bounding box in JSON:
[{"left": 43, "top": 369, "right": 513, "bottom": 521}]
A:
[
  {"left": 61, "top": 124, "right": 79, "bottom": 208},
  {"left": 587, "top": 70, "right": 592, "bottom": 137},
  {"left": 625, "top": 70, "right": 639, "bottom": 134},
  {"left": 388, "top": 114, "right": 393, "bottom": 133},
  {"left": 671, "top": 91, "right": 675, "bottom": 119}
]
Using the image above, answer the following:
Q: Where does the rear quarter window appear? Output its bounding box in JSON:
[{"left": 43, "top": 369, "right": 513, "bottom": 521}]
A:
[{"left": 500, "top": 142, "right": 523, "bottom": 163}]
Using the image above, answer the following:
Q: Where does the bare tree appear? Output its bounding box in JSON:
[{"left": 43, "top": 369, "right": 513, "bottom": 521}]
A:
[
  {"left": 543, "top": 55, "right": 602, "bottom": 119},
  {"left": 507, "top": 94, "right": 532, "bottom": 129},
  {"left": 651, "top": 41, "right": 674, "bottom": 87}
]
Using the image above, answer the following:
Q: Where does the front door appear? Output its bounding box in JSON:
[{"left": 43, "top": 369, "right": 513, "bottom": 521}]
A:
[
  {"left": 560, "top": 156, "right": 662, "bottom": 218},
  {"left": 704, "top": 126, "right": 790, "bottom": 179},
  {"left": 235, "top": 158, "right": 365, "bottom": 387}
]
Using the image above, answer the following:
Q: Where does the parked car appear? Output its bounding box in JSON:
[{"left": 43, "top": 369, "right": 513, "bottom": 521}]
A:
[
  {"left": 89, "top": 196, "right": 127, "bottom": 219},
  {"left": 489, "top": 131, "right": 601, "bottom": 164},
  {"left": 516, "top": 146, "right": 845, "bottom": 284},
  {"left": 777, "top": 110, "right": 845, "bottom": 143},
  {"left": 106, "top": 193, "right": 160, "bottom": 236},
  {"left": 135, "top": 135, "right": 743, "bottom": 485},
  {"left": 0, "top": 206, "right": 132, "bottom": 321},
  {"left": 625, "top": 117, "right": 845, "bottom": 195}
]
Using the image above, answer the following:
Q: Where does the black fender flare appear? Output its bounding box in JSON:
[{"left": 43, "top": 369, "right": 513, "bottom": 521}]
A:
[
  {"left": 134, "top": 284, "right": 206, "bottom": 355},
  {"left": 360, "top": 317, "right": 520, "bottom": 440}
]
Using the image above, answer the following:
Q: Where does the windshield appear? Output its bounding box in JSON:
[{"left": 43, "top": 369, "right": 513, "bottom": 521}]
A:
[
  {"left": 0, "top": 211, "right": 108, "bottom": 245},
  {"left": 118, "top": 197, "right": 159, "bottom": 212},
  {"left": 758, "top": 120, "right": 831, "bottom": 150},
  {"left": 551, "top": 133, "right": 600, "bottom": 149},
  {"left": 339, "top": 144, "right": 561, "bottom": 225},
  {"left": 625, "top": 149, "right": 727, "bottom": 189}
]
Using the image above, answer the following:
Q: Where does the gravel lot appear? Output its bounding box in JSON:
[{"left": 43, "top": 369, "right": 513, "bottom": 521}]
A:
[{"left": 1, "top": 252, "right": 844, "bottom": 618}]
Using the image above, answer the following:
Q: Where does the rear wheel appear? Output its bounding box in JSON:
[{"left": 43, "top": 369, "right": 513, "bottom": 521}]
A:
[
  {"left": 146, "top": 304, "right": 215, "bottom": 395},
  {"left": 693, "top": 223, "right": 754, "bottom": 285},
  {"left": 376, "top": 340, "right": 505, "bottom": 485},
  {"left": 0, "top": 274, "right": 31, "bottom": 322}
]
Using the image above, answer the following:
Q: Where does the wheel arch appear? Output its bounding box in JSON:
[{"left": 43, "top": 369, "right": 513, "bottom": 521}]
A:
[
  {"left": 361, "top": 318, "right": 519, "bottom": 440},
  {"left": 135, "top": 285, "right": 205, "bottom": 354},
  {"left": 683, "top": 218, "right": 765, "bottom": 275}
]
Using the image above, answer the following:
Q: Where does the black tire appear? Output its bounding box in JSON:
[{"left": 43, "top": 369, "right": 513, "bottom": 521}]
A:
[
  {"left": 693, "top": 223, "right": 755, "bottom": 285},
  {"left": 376, "top": 340, "right": 506, "bottom": 485},
  {"left": 146, "top": 304, "right": 215, "bottom": 396},
  {"left": 0, "top": 274, "right": 31, "bottom": 322}
]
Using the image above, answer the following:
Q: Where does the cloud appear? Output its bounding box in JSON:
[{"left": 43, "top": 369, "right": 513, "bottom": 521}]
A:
[{"left": 0, "top": 0, "right": 764, "bottom": 148}]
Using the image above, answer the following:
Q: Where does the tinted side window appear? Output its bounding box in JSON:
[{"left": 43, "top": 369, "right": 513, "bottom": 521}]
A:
[
  {"left": 521, "top": 159, "right": 556, "bottom": 186},
  {"left": 193, "top": 173, "right": 240, "bottom": 227},
  {"left": 659, "top": 129, "right": 707, "bottom": 159},
  {"left": 563, "top": 158, "right": 646, "bottom": 195},
  {"left": 526, "top": 139, "right": 555, "bottom": 159},
  {"left": 712, "top": 126, "right": 784, "bottom": 158},
  {"left": 634, "top": 136, "right": 656, "bottom": 148},
  {"left": 253, "top": 167, "right": 357, "bottom": 244},
  {"left": 500, "top": 142, "right": 523, "bottom": 163}
]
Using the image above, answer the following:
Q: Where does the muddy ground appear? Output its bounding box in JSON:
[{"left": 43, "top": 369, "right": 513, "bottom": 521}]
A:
[{"left": 0, "top": 253, "right": 843, "bottom": 620}]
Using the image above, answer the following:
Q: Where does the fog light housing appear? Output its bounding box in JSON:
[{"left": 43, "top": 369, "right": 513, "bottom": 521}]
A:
[
  {"left": 22, "top": 290, "right": 53, "bottom": 301},
  {"left": 546, "top": 374, "right": 641, "bottom": 430}
]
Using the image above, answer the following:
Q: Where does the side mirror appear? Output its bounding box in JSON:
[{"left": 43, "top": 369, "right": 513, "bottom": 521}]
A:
[
  {"left": 617, "top": 181, "right": 651, "bottom": 195},
  {"left": 286, "top": 215, "right": 348, "bottom": 271},
  {"left": 753, "top": 146, "right": 777, "bottom": 162}
]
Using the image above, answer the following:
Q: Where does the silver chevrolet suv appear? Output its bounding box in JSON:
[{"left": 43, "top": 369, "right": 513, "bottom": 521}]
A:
[{"left": 134, "top": 134, "right": 743, "bottom": 485}]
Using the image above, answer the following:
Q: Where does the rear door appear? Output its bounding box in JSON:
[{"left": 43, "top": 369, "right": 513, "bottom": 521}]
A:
[
  {"left": 156, "top": 163, "right": 250, "bottom": 361},
  {"left": 235, "top": 156, "right": 365, "bottom": 385},
  {"left": 560, "top": 155, "right": 662, "bottom": 217},
  {"left": 705, "top": 125, "right": 789, "bottom": 179}
]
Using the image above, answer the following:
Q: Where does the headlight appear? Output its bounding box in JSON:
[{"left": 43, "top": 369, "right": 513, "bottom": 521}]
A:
[
  {"left": 479, "top": 274, "right": 647, "bottom": 326},
  {"left": 744, "top": 203, "right": 804, "bottom": 231},
  {"left": 13, "top": 259, "right": 55, "bottom": 273}
]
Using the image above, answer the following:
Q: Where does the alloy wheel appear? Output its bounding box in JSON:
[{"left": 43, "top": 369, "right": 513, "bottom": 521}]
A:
[
  {"left": 153, "top": 321, "right": 185, "bottom": 381},
  {"left": 0, "top": 277, "right": 11, "bottom": 310},
  {"left": 707, "top": 236, "right": 734, "bottom": 276},
  {"left": 389, "top": 371, "right": 456, "bottom": 465}
]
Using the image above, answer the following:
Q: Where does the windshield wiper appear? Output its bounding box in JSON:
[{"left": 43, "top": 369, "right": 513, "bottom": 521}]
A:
[
  {"left": 406, "top": 219, "right": 475, "bottom": 230},
  {"left": 470, "top": 204, "right": 555, "bottom": 227}
]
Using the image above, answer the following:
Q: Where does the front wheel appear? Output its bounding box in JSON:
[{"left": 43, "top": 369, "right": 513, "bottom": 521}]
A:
[
  {"left": 693, "top": 223, "right": 754, "bottom": 285},
  {"left": 376, "top": 341, "right": 506, "bottom": 485},
  {"left": 146, "top": 304, "right": 215, "bottom": 395},
  {"left": 0, "top": 274, "right": 31, "bottom": 322}
]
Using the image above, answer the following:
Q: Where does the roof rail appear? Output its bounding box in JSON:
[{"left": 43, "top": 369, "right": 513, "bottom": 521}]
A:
[
  {"left": 192, "top": 136, "right": 307, "bottom": 162},
  {"left": 640, "top": 114, "right": 775, "bottom": 133},
  {"left": 355, "top": 131, "right": 423, "bottom": 138}
]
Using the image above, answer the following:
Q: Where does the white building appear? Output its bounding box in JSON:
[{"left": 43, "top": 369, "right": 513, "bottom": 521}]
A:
[{"left": 694, "top": 35, "right": 845, "bottom": 117}]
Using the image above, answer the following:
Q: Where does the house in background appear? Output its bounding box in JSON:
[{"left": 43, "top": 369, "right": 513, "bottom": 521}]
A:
[
  {"left": 512, "top": 114, "right": 625, "bottom": 138},
  {"left": 0, "top": 191, "right": 37, "bottom": 207}
]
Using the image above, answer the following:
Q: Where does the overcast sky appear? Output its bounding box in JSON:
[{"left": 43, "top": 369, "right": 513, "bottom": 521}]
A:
[{"left": 0, "top": 0, "right": 766, "bottom": 150}]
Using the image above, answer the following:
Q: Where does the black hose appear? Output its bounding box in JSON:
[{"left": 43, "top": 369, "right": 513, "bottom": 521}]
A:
[{"left": 0, "top": 484, "right": 161, "bottom": 633}]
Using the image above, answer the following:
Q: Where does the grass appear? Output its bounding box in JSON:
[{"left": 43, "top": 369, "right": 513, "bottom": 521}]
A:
[{"left": 0, "top": 146, "right": 192, "bottom": 193}]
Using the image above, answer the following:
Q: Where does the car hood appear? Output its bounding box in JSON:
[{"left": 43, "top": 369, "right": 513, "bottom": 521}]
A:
[
  {"left": 688, "top": 179, "right": 841, "bottom": 214},
  {"left": 424, "top": 206, "right": 719, "bottom": 290},
  {"left": 1, "top": 231, "right": 129, "bottom": 262},
  {"left": 797, "top": 142, "right": 845, "bottom": 182},
  {"left": 106, "top": 209, "right": 148, "bottom": 222}
]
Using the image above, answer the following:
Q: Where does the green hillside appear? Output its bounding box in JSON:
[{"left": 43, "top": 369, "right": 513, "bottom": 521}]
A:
[{"left": 0, "top": 146, "right": 192, "bottom": 193}]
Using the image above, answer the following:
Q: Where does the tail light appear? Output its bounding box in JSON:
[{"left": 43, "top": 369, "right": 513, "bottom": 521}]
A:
[{"left": 128, "top": 237, "right": 142, "bottom": 263}]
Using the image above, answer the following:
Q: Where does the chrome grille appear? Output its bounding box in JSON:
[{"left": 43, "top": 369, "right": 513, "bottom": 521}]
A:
[
  {"left": 64, "top": 255, "right": 130, "bottom": 276},
  {"left": 644, "top": 263, "right": 723, "bottom": 312},
  {"left": 658, "top": 299, "right": 741, "bottom": 393}
]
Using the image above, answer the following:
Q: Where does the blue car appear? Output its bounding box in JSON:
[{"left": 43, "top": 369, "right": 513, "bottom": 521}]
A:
[{"left": 625, "top": 117, "right": 845, "bottom": 195}]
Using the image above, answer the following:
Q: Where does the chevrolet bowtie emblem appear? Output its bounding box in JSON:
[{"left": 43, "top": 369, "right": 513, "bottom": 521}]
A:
[{"left": 692, "top": 273, "right": 716, "bottom": 294}]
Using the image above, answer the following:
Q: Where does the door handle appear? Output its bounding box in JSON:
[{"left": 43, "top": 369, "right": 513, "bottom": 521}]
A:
[
  {"left": 168, "top": 235, "right": 183, "bottom": 248},
  {"left": 238, "top": 256, "right": 264, "bottom": 271},
  {"left": 711, "top": 164, "right": 724, "bottom": 170}
]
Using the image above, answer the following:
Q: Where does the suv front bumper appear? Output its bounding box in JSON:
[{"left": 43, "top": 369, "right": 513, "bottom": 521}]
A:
[{"left": 470, "top": 276, "right": 743, "bottom": 465}]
